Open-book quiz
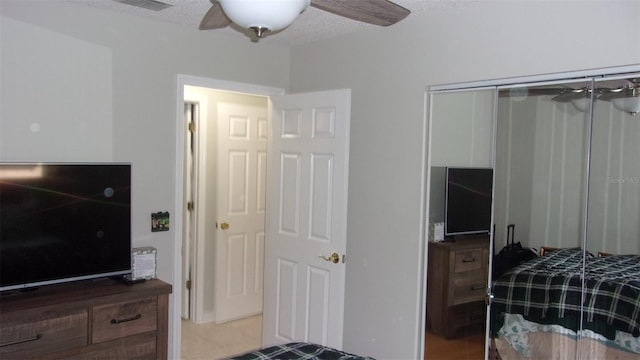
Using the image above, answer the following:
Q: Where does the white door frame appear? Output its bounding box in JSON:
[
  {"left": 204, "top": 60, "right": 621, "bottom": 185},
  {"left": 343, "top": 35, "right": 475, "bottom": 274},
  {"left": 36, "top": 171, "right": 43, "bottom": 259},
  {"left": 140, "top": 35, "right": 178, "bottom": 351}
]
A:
[
  {"left": 182, "top": 92, "right": 207, "bottom": 324},
  {"left": 173, "top": 74, "right": 285, "bottom": 360}
]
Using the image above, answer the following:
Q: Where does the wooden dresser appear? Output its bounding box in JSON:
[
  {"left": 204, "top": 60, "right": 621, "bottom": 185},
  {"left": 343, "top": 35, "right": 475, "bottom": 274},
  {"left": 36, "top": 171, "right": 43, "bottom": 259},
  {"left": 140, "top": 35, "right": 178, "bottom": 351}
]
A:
[
  {"left": 427, "top": 236, "right": 489, "bottom": 338},
  {"left": 0, "top": 278, "right": 172, "bottom": 360}
]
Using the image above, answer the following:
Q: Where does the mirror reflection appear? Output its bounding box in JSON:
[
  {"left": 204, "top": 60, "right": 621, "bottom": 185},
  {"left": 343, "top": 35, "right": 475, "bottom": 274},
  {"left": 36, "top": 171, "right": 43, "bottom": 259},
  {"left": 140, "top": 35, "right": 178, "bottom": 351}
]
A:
[
  {"left": 491, "top": 80, "right": 592, "bottom": 359},
  {"left": 426, "top": 73, "right": 639, "bottom": 360},
  {"left": 425, "top": 89, "right": 495, "bottom": 360},
  {"left": 490, "top": 77, "right": 640, "bottom": 359}
]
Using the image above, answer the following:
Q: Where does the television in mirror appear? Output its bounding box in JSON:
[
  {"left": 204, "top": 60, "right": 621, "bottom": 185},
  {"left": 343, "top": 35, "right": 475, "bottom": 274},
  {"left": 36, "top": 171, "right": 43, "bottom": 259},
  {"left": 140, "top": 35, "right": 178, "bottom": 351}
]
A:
[{"left": 444, "top": 167, "right": 493, "bottom": 237}]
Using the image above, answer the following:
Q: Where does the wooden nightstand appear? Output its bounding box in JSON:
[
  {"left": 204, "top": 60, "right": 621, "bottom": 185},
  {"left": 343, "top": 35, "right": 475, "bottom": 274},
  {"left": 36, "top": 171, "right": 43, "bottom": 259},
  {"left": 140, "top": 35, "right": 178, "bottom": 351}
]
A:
[{"left": 426, "top": 236, "right": 489, "bottom": 338}]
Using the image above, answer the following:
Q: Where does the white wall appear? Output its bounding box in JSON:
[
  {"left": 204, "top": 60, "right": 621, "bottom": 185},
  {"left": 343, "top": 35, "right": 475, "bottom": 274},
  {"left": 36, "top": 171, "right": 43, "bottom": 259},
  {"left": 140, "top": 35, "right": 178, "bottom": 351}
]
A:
[
  {"left": 288, "top": 1, "right": 640, "bottom": 358},
  {"left": 587, "top": 97, "right": 640, "bottom": 255},
  {"left": 495, "top": 88, "right": 640, "bottom": 256},
  {"left": 430, "top": 90, "right": 495, "bottom": 168},
  {"left": 1, "top": 15, "right": 113, "bottom": 161},
  {"left": 495, "top": 94, "right": 589, "bottom": 250},
  {"left": 1, "top": 2, "right": 290, "bottom": 357}
]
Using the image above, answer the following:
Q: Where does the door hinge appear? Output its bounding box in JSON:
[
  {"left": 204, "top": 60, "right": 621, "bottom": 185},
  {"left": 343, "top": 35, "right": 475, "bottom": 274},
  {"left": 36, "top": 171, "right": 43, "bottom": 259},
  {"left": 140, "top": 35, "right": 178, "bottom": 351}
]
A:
[
  {"left": 188, "top": 122, "right": 195, "bottom": 133},
  {"left": 187, "top": 201, "right": 194, "bottom": 212},
  {"left": 186, "top": 280, "right": 192, "bottom": 290}
]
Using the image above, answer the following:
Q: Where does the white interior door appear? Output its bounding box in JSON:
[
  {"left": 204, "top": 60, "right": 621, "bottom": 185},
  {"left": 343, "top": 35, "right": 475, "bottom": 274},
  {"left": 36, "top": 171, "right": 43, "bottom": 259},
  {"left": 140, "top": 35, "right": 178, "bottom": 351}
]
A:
[
  {"left": 214, "top": 102, "right": 268, "bottom": 323},
  {"left": 263, "top": 89, "right": 351, "bottom": 349}
]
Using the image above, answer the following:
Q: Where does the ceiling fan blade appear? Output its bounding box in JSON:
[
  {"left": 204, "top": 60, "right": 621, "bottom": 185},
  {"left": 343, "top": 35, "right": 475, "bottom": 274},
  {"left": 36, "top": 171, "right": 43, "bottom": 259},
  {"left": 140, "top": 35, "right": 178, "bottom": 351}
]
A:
[
  {"left": 499, "top": 87, "right": 579, "bottom": 97},
  {"left": 199, "top": 0, "right": 231, "bottom": 30},
  {"left": 310, "top": 0, "right": 410, "bottom": 26}
]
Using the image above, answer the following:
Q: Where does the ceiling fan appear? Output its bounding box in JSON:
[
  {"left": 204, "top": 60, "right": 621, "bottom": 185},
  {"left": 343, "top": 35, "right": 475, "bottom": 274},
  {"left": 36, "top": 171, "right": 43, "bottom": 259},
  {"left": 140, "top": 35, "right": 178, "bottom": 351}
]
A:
[
  {"left": 501, "top": 79, "right": 640, "bottom": 115},
  {"left": 199, "top": 0, "right": 411, "bottom": 39}
]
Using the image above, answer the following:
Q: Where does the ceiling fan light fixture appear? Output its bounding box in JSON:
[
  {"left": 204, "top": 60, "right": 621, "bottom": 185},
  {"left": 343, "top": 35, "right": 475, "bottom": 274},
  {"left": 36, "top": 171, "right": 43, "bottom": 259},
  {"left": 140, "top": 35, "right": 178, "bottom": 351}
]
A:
[
  {"left": 571, "top": 97, "right": 591, "bottom": 113},
  {"left": 610, "top": 96, "right": 640, "bottom": 115},
  {"left": 218, "top": 0, "right": 310, "bottom": 38}
]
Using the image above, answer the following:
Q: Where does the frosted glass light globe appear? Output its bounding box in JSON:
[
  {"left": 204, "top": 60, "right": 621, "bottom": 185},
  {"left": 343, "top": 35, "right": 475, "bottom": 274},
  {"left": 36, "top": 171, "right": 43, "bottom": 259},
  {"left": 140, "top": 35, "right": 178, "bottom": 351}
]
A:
[
  {"left": 570, "top": 97, "right": 591, "bottom": 113},
  {"left": 218, "top": 0, "right": 310, "bottom": 33},
  {"left": 611, "top": 96, "right": 640, "bottom": 115}
]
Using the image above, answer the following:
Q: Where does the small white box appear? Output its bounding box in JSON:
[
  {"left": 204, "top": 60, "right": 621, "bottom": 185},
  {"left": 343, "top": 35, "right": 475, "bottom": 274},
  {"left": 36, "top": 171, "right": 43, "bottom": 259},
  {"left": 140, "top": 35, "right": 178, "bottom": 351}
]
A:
[
  {"left": 434, "top": 222, "right": 444, "bottom": 242},
  {"left": 131, "top": 247, "right": 157, "bottom": 280}
]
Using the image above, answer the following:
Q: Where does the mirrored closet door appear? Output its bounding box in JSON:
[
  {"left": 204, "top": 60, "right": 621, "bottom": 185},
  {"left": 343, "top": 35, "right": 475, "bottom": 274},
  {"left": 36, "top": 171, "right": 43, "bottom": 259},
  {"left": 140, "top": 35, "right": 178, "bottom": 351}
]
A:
[
  {"left": 490, "top": 78, "right": 594, "bottom": 359},
  {"left": 425, "top": 67, "right": 640, "bottom": 360},
  {"left": 580, "top": 74, "right": 640, "bottom": 358},
  {"left": 425, "top": 88, "right": 496, "bottom": 360}
]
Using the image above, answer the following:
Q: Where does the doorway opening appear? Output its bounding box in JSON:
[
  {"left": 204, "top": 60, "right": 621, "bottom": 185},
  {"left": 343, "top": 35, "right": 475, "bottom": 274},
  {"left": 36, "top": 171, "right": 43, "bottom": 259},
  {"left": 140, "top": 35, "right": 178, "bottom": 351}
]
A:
[
  {"left": 182, "top": 86, "right": 268, "bottom": 358},
  {"left": 173, "top": 77, "right": 351, "bottom": 359},
  {"left": 173, "top": 75, "right": 285, "bottom": 360}
]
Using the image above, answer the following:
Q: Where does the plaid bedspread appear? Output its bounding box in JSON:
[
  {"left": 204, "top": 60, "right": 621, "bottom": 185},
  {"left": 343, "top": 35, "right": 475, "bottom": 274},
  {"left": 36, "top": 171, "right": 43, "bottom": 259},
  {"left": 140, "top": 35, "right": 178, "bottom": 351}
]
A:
[
  {"left": 228, "top": 342, "right": 375, "bottom": 360},
  {"left": 491, "top": 248, "right": 640, "bottom": 340}
]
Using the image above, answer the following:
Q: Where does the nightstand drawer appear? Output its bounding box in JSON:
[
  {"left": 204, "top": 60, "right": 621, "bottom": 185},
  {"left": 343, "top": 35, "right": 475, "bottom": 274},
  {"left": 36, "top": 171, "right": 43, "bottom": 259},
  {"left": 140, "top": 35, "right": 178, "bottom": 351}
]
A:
[
  {"left": 92, "top": 297, "right": 157, "bottom": 344},
  {"left": 0, "top": 307, "right": 87, "bottom": 355},
  {"left": 449, "top": 302, "right": 486, "bottom": 326},
  {"left": 454, "top": 248, "right": 484, "bottom": 273},
  {"left": 452, "top": 274, "right": 487, "bottom": 305}
]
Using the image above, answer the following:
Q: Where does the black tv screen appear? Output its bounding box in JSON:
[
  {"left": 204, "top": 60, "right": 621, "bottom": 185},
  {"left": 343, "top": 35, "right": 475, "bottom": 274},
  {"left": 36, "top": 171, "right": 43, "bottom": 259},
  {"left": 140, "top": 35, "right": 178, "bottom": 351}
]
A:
[
  {"left": 0, "top": 163, "right": 132, "bottom": 291},
  {"left": 445, "top": 167, "right": 493, "bottom": 237}
]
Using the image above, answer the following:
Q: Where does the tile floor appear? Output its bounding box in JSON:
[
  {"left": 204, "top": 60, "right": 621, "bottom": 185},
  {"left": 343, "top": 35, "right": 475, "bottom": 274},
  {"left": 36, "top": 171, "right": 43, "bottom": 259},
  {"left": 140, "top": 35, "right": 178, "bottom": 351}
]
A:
[{"left": 181, "top": 315, "right": 262, "bottom": 360}]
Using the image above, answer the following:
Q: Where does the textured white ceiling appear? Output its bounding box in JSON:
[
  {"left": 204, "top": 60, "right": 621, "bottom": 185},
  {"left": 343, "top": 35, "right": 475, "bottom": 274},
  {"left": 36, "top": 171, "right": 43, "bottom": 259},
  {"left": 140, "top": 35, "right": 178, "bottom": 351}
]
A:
[{"left": 67, "top": 0, "right": 469, "bottom": 46}]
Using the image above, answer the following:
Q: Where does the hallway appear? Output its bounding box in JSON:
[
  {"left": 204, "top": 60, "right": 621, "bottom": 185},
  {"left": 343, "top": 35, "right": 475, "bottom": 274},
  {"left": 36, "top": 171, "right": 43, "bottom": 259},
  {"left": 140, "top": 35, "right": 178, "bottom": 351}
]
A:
[{"left": 181, "top": 315, "right": 262, "bottom": 360}]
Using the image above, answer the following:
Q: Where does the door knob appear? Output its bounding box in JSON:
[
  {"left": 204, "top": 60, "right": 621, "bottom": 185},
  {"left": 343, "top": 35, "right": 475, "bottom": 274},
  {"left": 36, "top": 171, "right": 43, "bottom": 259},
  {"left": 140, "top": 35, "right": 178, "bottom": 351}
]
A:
[
  {"left": 486, "top": 291, "right": 494, "bottom": 306},
  {"left": 319, "top": 252, "right": 340, "bottom": 264},
  {"left": 219, "top": 222, "right": 230, "bottom": 230}
]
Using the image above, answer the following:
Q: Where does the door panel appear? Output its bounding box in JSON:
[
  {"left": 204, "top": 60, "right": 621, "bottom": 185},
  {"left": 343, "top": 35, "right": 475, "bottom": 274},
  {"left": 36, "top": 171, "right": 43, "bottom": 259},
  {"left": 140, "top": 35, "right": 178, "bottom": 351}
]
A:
[
  {"left": 279, "top": 153, "right": 301, "bottom": 234},
  {"left": 264, "top": 89, "right": 351, "bottom": 349},
  {"left": 491, "top": 80, "right": 592, "bottom": 359},
  {"left": 215, "top": 102, "right": 267, "bottom": 323},
  {"left": 276, "top": 258, "right": 297, "bottom": 341},
  {"left": 310, "top": 154, "right": 333, "bottom": 241},
  {"left": 307, "top": 266, "right": 330, "bottom": 344},
  {"left": 426, "top": 89, "right": 495, "bottom": 360}
]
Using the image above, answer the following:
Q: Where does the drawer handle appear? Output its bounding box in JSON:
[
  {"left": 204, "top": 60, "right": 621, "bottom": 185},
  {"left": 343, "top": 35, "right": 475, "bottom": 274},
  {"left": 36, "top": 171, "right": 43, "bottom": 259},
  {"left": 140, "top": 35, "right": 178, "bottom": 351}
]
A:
[
  {"left": 471, "top": 285, "right": 484, "bottom": 291},
  {"left": 111, "top": 314, "right": 142, "bottom": 324},
  {"left": 462, "top": 257, "right": 476, "bottom": 263},
  {"left": 0, "top": 334, "right": 41, "bottom": 348}
]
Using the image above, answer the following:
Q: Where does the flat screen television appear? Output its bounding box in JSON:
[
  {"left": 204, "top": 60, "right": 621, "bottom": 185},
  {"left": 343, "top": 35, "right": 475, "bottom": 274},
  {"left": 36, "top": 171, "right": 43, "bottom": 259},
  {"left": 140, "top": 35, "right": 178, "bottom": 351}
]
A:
[
  {"left": 0, "top": 163, "right": 132, "bottom": 292},
  {"left": 445, "top": 167, "right": 493, "bottom": 237}
]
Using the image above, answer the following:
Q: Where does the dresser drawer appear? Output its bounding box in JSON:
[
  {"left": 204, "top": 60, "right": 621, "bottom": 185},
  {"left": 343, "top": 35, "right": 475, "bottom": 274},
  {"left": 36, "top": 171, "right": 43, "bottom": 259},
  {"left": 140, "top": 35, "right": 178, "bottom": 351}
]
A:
[
  {"left": 449, "top": 301, "right": 486, "bottom": 327},
  {"left": 451, "top": 273, "right": 487, "bottom": 305},
  {"left": 92, "top": 297, "right": 157, "bottom": 344},
  {"left": 427, "top": 237, "right": 489, "bottom": 338},
  {"left": 64, "top": 332, "right": 157, "bottom": 360},
  {"left": 453, "top": 248, "right": 484, "bottom": 273},
  {"left": 0, "top": 307, "right": 87, "bottom": 355}
]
